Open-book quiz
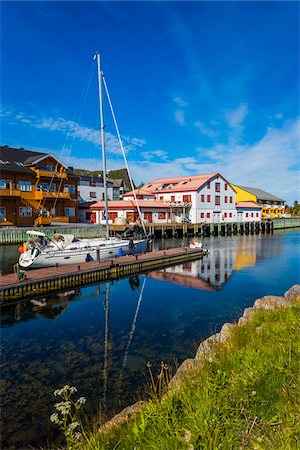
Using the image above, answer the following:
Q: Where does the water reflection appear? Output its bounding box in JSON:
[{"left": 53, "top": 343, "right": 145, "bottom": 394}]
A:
[
  {"left": 150, "top": 234, "right": 284, "bottom": 291},
  {"left": 1, "top": 232, "right": 297, "bottom": 449}
]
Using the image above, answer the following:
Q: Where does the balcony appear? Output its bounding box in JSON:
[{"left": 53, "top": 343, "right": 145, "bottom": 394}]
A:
[
  {"left": 33, "top": 169, "right": 68, "bottom": 179},
  {"left": 21, "top": 191, "right": 43, "bottom": 201},
  {"left": 34, "top": 216, "right": 70, "bottom": 227},
  {"left": 0, "top": 188, "right": 21, "bottom": 197},
  {"left": 42, "top": 191, "right": 71, "bottom": 199}
]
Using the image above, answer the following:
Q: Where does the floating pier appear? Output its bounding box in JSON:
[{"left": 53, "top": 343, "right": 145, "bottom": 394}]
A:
[{"left": 0, "top": 247, "right": 205, "bottom": 302}]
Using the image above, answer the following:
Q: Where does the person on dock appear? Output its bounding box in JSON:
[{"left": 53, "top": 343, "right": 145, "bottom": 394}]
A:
[{"left": 129, "top": 238, "right": 135, "bottom": 255}]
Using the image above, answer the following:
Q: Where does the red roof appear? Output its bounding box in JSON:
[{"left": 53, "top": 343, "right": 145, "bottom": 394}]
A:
[
  {"left": 90, "top": 200, "right": 170, "bottom": 210},
  {"left": 236, "top": 201, "right": 262, "bottom": 209},
  {"left": 142, "top": 173, "right": 220, "bottom": 193},
  {"left": 123, "top": 188, "right": 156, "bottom": 197}
]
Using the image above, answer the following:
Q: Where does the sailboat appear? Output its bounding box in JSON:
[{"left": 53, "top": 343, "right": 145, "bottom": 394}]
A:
[{"left": 18, "top": 53, "right": 148, "bottom": 269}]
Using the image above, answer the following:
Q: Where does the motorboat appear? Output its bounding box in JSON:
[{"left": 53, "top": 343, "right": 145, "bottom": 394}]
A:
[{"left": 19, "top": 230, "right": 148, "bottom": 269}]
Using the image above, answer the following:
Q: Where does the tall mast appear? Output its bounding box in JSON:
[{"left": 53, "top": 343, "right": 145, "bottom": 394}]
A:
[{"left": 96, "top": 52, "right": 110, "bottom": 240}]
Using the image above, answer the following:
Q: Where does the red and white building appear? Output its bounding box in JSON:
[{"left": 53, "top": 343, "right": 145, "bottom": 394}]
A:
[
  {"left": 139, "top": 173, "right": 237, "bottom": 224},
  {"left": 90, "top": 199, "right": 170, "bottom": 225},
  {"left": 90, "top": 174, "right": 263, "bottom": 225},
  {"left": 236, "top": 201, "right": 262, "bottom": 222}
]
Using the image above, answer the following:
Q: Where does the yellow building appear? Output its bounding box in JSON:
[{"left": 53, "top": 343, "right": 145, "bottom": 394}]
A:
[{"left": 231, "top": 184, "right": 285, "bottom": 219}]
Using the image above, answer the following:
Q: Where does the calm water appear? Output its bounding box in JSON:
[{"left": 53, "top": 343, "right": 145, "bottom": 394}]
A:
[{"left": 1, "top": 231, "right": 300, "bottom": 449}]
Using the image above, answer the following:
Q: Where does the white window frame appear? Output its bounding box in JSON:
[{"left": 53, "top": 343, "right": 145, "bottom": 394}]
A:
[
  {"left": 19, "top": 207, "right": 32, "bottom": 217},
  {"left": 18, "top": 181, "right": 32, "bottom": 192}
]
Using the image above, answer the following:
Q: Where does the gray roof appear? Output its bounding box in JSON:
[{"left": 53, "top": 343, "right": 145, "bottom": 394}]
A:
[
  {"left": 0, "top": 146, "right": 79, "bottom": 179},
  {"left": 237, "top": 185, "right": 284, "bottom": 202}
]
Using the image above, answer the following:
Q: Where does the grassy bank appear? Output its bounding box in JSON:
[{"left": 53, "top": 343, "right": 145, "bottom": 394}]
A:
[{"left": 78, "top": 298, "right": 300, "bottom": 450}]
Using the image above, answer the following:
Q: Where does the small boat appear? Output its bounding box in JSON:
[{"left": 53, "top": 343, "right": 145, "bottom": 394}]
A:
[{"left": 19, "top": 53, "right": 148, "bottom": 269}]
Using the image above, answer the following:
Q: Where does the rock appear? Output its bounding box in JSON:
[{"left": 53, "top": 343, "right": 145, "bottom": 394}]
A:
[
  {"left": 254, "top": 295, "right": 287, "bottom": 310},
  {"left": 168, "top": 358, "right": 196, "bottom": 390},
  {"left": 284, "top": 285, "right": 300, "bottom": 301},
  {"left": 99, "top": 400, "right": 147, "bottom": 434}
]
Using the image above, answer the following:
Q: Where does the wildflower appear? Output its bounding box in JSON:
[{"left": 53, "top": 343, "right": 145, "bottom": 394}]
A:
[
  {"left": 184, "top": 430, "right": 192, "bottom": 442},
  {"left": 76, "top": 397, "right": 87, "bottom": 407},
  {"left": 68, "top": 421, "right": 79, "bottom": 431},
  {"left": 50, "top": 413, "right": 61, "bottom": 425},
  {"left": 251, "top": 391, "right": 257, "bottom": 397},
  {"left": 74, "top": 432, "right": 82, "bottom": 441},
  {"left": 208, "top": 357, "right": 213, "bottom": 363}
]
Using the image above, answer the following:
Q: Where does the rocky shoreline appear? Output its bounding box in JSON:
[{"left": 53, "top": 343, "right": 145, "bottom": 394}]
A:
[{"left": 99, "top": 284, "right": 300, "bottom": 434}]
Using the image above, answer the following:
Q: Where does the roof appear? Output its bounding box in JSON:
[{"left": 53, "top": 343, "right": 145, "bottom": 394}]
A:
[
  {"left": 236, "top": 201, "right": 262, "bottom": 209},
  {"left": 142, "top": 173, "right": 221, "bottom": 193},
  {"left": 90, "top": 200, "right": 170, "bottom": 210},
  {"left": 78, "top": 201, "right": 96, "bottom": 208},
  {"left": 123, "top": 188, "right": 156, "bottom": 197},
  {"left": 109, "top": 178, "right": 124, "bottom": 188},
  {"left": 0, "top": 146, "right": 79, "bottom": 179},
  {"left": 236, "top": 185, "right": 284, "bottom": 202}
]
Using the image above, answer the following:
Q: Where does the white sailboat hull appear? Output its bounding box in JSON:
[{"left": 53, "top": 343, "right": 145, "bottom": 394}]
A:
[{"left": 19, "top": 238, "right": 148, "bottom": 270}]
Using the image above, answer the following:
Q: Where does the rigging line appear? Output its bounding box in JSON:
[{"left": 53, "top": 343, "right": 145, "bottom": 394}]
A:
[
  {"left": 122, "top": 275, "right": 147, "bottom": 370},
  {"left": 40, "top": 63, "right": 95, "bottom": 212},
  {"left": 52, "top": 62, "right": 96, "bottom": 213},
  {"left": 102, "top": 74, "right": 147, "bottom": 237},
  {"left": 40, "top": 62, "right": 95, "bottom": 213}
]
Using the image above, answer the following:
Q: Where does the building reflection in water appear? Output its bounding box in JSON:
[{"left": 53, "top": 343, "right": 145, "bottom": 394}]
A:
[{"left": 149, "top": 235, "right": 284, "bottom": 291}]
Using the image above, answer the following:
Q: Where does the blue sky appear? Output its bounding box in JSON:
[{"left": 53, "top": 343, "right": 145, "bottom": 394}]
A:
[{"left": 1, "top": 1, "right": 299, "bottom": 203}]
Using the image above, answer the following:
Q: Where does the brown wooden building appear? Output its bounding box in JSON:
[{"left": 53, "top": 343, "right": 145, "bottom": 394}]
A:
[{"left": 0, "top": 146, "right": 79, "bottom": 226}]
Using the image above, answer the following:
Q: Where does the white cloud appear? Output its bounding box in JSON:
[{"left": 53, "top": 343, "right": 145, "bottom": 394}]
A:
[
  {"left": 174, "top": 109, "right": 185, "bottom": 126},
  {"left": 224, "top": 103, "right": 248, "bottom": 129},
  {"left": 141, "top": 150, "right": 168, "bottom": 160},
  {"left": 194, "top": 120, "right": 217, "bottom": 139},
  {"left": 7, "top": 108, "right": 146, "bottom": 155},
  {"left": 173, "top": 96, "right": 187, "bottom": 107}
]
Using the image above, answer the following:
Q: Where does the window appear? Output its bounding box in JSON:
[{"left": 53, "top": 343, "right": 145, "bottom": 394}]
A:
[
  {"left": 160, "top": 196, "right": 164, "bottom": 201},
  {"left": 206, "top": 212, "right": 211, "bottom": 218},
  {"left": 200, "top": 212, "right": 205, "bottom": 218},
  {"left": 201, "top": 194, "right": 205, "bottom": 202},
  {"left": 144, "top": 212, "right": 153, "bottom": 223},
  {"left": 230, "top": 196, "right": 233, "bottom": 203},
  {"left": 224, "top": 213, "right": 227, "bottom": 218},
  {"left": 207, "top": 195, "right": 211, "bottom": 202},
  {"left": 108, "top": 212, "right": 118, "bottom": 220},
  {"left": 18, "top": 181, "right": 32, "bottom": 192},
  {"left": 0, "top": 206, "right": 6, "bottom": 220},
  {"left": 65, "top": 207, "right": 75, "bottom": 217},
  {"left": 183, "top": 195, "right": 191, "bottom": 202},
  {"left": 225, "top": 196, "right": 228, "bottom": 203},
  {"left": 19, "top": 207, "right": 32, "bottom": 217},
  {"left": 256, "top": 213, "right": 259, "bottom": 217},
  {"left": 49, "top": 183, "right": 56, "bottom": 192},
  {"left": 207, "top": 182, "right": 210, "bottom": 189},
  {"left": 215, "top": 196, "right": 220, "bottom": 205},
  {"left": 215, "top": 182, "right": 220, "bottom": 192},
  {"left": 37, "top": 182, "right": 48, "bottom": 192},
  {"left": 90, "top": 192, "right": 97, "bottom": 198},
  {"left": 229, "top": 213, "right": 232, "bottom": 218},
  {"left": 171, "top": 195, "right": 175, "bottom": 202},
  {"left": 66, "top": 185, "right": 75, "bottom": 194},
  {"left": 246, "top": 212, "right": 249, "bottom": 218},
  {"left": 126, "top": 212, "right": 139, "bottom": 222},
  {"left": 158, "top": 212, "right": 166, "bottom": 220},
  {"left": 0, "top": 179, "right": 5, "bottom": 189},
  {"left": 251, "top": 213, "right": 254, "bottom": 217},
  {"left": 225, "top": 183, "right": 228, "bottom": 190}
]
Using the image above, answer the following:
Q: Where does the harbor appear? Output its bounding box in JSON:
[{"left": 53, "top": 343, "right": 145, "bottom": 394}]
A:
[
  {"left": 1, "top": 230, "right": 299, "bottom": 449},
  {"left": 0, "top": 247, "right": 206, "bottom": 301},
  {"left": 0, "top": 217, "right": 299, "bottom": 244}
]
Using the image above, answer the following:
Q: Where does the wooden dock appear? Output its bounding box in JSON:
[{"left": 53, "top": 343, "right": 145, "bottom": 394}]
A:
[{"left": 0, "top": 247, "right": 205, "bottom": 302}]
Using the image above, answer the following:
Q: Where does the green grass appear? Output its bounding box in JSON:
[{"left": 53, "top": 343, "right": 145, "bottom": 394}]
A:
[{"left": 81, "top": 301, "right": 300, "bottom": 449}]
